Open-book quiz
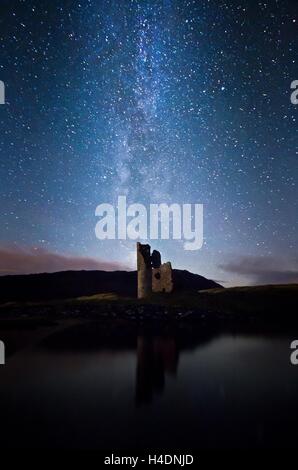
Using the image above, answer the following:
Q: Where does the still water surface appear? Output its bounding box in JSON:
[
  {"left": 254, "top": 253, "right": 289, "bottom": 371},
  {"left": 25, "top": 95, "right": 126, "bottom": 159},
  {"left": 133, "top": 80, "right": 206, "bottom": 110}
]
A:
[{"left": 0, "top": 322, "right": 297, "bottom": 449}]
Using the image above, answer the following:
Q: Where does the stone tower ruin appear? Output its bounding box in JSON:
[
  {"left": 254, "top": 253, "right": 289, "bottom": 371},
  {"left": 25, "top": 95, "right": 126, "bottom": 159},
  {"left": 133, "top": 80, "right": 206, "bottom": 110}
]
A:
[{"left": 137, "top": 242, "right": 173, "bottom": 299}]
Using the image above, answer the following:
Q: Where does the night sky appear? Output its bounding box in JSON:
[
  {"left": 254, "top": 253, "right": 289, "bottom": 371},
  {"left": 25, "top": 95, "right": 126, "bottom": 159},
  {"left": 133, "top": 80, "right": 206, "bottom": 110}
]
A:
[{"left": 0, "top": 0, "right": 297, "bottom": 286}]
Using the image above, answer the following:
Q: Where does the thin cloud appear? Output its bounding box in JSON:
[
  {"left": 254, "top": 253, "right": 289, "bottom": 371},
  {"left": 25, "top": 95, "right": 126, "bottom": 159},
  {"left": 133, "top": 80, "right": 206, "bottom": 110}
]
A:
[
  {"left": 219, "top": 255, "right": 298, "bottom": 285},
  {"left": 0, "top": 245, "right": 129, "bottom": 276}
]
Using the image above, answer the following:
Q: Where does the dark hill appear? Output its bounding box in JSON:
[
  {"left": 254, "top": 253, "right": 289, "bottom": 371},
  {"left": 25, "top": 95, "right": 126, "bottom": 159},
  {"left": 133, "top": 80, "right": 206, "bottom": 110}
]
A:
[{"left": 0, "top": 269, "right": 221, "bottom": 303}]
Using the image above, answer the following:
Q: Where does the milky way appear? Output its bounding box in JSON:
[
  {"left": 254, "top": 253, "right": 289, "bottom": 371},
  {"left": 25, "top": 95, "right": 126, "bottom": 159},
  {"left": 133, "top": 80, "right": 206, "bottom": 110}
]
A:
[{"left": 0, "top": 0, "right": 297, "bottom": 285}]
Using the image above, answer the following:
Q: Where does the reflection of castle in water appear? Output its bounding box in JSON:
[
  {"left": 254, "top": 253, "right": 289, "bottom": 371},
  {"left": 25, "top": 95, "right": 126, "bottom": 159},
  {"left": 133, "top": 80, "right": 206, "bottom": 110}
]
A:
[
  {"left": 135, "top": 335, "right": 179, "bottom": 405},
  {"left": 40, "top": 321, "right": 220, "bottom": 406}
]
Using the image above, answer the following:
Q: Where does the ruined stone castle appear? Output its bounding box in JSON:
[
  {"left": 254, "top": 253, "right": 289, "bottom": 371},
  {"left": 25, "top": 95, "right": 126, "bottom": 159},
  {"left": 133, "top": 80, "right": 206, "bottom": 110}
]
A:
[{"left": 137, "top": 242, "right": 173, "bottom": 299}]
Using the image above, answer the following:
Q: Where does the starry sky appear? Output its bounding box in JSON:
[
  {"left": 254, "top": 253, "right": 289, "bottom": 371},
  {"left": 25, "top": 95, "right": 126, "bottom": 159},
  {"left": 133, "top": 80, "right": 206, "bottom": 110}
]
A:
[{"left": 0, "top": 0, "right": 297, "bottom": 286}]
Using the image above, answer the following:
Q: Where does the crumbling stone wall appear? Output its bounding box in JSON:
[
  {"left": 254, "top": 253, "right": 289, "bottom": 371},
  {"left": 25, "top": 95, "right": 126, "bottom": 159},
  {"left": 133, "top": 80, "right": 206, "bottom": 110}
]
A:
[
  {"left": 137, "top": 242, "right": 152, "bottom": 299},
  {"left": 152, "top": 262, "right": 173, "bottom": 293},
  {"left": 137, "top": 243, "right": 173, "bottom": 298}
]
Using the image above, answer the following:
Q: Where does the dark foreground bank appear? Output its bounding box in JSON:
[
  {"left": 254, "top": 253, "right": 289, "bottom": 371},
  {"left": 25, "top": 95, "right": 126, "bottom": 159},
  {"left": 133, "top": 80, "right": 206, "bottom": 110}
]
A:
[
  {"left": 0, "top": 284, "right": 298, "bottom": 449},
  {"left": 0, "top": 315, "right": 298, "bottom": 450}
]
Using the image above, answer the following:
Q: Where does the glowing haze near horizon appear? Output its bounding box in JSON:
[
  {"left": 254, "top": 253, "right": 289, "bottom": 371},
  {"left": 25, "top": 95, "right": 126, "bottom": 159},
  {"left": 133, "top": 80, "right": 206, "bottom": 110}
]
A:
[{"left": 0, "top": 0, "right": 297, "bottom": 286}]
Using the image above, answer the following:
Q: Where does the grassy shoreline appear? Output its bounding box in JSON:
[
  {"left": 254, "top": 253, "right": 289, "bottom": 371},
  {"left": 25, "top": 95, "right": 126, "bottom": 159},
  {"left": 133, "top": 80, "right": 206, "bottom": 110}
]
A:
[{"left": 0, "top": 283, "right": 297, "bottom": 321}]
